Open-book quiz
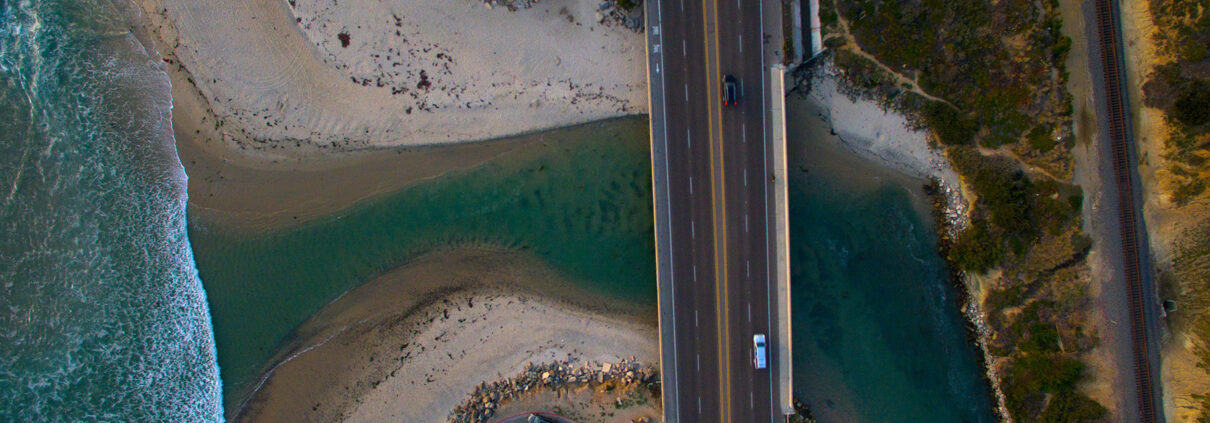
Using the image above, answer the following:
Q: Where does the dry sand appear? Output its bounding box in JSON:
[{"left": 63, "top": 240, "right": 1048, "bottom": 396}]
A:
[
  {"left": 799, "top": 64, "right": 960, "bottom": 189},
  {"left": 232, "top": 249, "right": 658, "bottom": 423},
  {"left": 132, "top": 0, "right": 646, "bottom": 162}
]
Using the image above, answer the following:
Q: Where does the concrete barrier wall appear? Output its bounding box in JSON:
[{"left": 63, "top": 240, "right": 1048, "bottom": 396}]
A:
[{"left": 769, "top": 65, "right": 794, "bottom": 416}]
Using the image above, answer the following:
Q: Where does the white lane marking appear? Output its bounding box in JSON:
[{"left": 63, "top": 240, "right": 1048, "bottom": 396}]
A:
[
  {"left": 745, "top": 214, "right": 749, "bottom": 232},
  {"left": 698, "top": 397, "right": 703, "bottom": 415},
  {"left": 742, "top": 130, "right": 746, "bottom": 144},
  {"left": 759, "top": 0, "right": 778, "bottom": 413},
  {"left": 690, "top": 176, "right": 694, "bottom": 194},
  {"left": 744, "top": 172, "right": 748, "bottom": 187},
  {"left": 694, "top": 265, "right": 697, "bottom": 281},
  {"left": 687, "top": 129, "right": 691, "bottom": 149},
  {"left": 697, "top": 354, "right": 701, "bottom": 371},
  {"left": 683, "top": 39, "right": 687, "bottom": 53},
  {"left": 691, "top": 220, "right": 696, "bottom": 238},
  {"left": 746, "top": 260, "right": 750, "bottom": 277},
  {"left": 685, "top": 84, "right": 690, "bottom": 102},
  {"left": 751, "top": 392, "right": 755, "bottom": 409},
  {"left": 739, "top": 34, "right": 743, "bottom": 52},
  {"left": 748, "top": 303, "right": 752, "bottom": 321},
  {"left": 696, "top": 310, "right": 699, "bottom": 327}
]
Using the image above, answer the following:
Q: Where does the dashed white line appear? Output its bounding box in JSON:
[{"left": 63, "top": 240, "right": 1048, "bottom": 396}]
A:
[
  {"left": 690, "top": 176, "right": 694, "bottom": 193},
  {"left": 748, "top": 303, "right": 752, "bottom": 321},
  {"left": 745, "top": 214, "right": 749, "bottom": 232},
  {"left": 744, "top": 172, "right": 748, "bottom": 187},
  {"left": 697, "top": 354, "right": 701, "bottom": 371},
  {"left": 685, "top": 84, "right": 690, "bottom": 102},
  {"left": 746, "top": 260, "right": 750, "bottom": 277},
  {"left": 693, "top": 265, "right": 697, "bottom": 281},
  {"left": 695, "top": 310, "right": 699, "bottom": 327},
  {"left": 739, "top": 35, "right": 743, "bottom": 52},
  {"left": 691, "top": 220, "right": 696, "bottom": 238}
]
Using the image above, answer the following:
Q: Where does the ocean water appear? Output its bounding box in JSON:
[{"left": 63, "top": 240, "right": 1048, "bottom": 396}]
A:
[
  {"left": 786, "top": 96, "right": 995, "bottom": 422},
  {"left": 0, "top": 1, "right": 222, "bottom": 421},
  {"left": 186, "top": 117, "right": 657, "bottom": 408}
]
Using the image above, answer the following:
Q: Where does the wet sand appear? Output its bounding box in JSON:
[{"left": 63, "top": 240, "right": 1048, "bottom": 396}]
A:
[{"left": 177, "top": 115, "right": 564, "bottom": 231}]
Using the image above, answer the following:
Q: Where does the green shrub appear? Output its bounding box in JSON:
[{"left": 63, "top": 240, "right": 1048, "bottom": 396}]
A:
[
  {"left": 1040, "top": 391, "right": 1108, "bottom": 423},
  {"left": 923, "top": 101, "right": 977, "bottom": 145},
  {"left": 1028, "top": 125, "right": 1058, "bottom": 153},
  {"left": 949, "top": 219, "right": 1003, "bottom": 272},
  {"left": 1004, "top": 353, "right": 1087, "bottom": 420},
  {"left": 1022, "top": 323, "right": 1061, "bottom": 352},
  {"left": 985, "top": 284, "right": 1026, "bottom": 312},
  {"left": 1174, "top": 79, "right": 1210, "bottom": 127},
  {"left": 970, "top": 165, "right": 1033, "bottom": 235}
]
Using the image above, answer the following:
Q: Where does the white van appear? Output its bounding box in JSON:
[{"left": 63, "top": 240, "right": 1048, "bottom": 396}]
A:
[{"left": 752, "top": 334, "right": 767, "bottom": 369}]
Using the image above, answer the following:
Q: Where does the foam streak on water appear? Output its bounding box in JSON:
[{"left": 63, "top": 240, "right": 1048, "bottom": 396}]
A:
[{"left": 0, "top": 0, "right": 222, "bottom": 421}]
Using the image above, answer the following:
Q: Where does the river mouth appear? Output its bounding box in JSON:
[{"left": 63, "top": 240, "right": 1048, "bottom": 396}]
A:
[{"left": 188, "top": 100, "right": 994, "bottom": 419}]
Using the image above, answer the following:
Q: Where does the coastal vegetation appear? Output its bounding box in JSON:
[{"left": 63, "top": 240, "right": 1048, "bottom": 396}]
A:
[
  {"left": 1142, "top": 0, "right": 1210, "bottom": 419},
  {"left": 815, "top": 0, "right": 1104, "bottom": 420}
]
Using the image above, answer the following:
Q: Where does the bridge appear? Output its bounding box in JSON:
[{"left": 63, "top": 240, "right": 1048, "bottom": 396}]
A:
[{"left": 643, "top": 0, "right": 795, "bottom": 420}]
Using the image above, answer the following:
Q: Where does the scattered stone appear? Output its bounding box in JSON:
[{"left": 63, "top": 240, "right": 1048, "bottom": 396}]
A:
[{"left": 446, "top": 358, "right": 659, "bottom": 423}]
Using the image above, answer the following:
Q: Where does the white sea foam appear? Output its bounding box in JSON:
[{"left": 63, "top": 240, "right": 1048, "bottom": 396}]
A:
[{"left": 0, "top": 1, "right": 222, "bottom": 421}]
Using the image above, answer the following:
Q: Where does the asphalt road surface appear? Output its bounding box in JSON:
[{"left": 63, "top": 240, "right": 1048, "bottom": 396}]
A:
[{"left": 646, "top": 0, "right": 778, "bottom": 420}]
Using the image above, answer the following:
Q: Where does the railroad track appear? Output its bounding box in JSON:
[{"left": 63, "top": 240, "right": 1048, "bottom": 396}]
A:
[{"left": 1093, "top": 0, "right": 1159, "bottom": 421}]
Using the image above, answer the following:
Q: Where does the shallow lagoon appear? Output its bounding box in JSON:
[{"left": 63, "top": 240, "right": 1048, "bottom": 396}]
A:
[{"left": 190, "top": 107, "right": 994, "bottom": 419}]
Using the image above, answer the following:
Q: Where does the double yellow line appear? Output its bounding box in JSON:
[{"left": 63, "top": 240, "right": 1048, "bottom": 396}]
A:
[{"left": 700, "top": 0, "right": 732, "bottom": 420}]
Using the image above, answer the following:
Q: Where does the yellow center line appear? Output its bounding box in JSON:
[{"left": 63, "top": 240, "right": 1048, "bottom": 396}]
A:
[{"left": 701, "top": 0, "right": 731, "bottom": 420}]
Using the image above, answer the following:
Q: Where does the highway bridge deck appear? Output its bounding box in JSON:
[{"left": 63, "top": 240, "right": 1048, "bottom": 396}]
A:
[{"left": 644, "top": 0, "right": 792, "bottom": 420}]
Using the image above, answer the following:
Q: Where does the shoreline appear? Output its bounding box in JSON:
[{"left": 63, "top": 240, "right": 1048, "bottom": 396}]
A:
[
  {"left": 787, "top": 61, "right": 1000, "bottom": 422},
  {"left": 791, "top": 57, "right": 1007, "bottom": 420},
  {"left": 231, "top": 248, "right": 658, "bottom": 422},
  {"left": 790, "top": 60, "right": 968, "bottom": 230}
]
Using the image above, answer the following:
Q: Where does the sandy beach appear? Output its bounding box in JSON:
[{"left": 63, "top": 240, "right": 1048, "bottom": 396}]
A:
[
  {"left": 131, "top": 0, "right": 647, "bottom": 163},
  {"left": 232, "top": 249, "right": 658, "bottom": 423},
  {"left": 129, "top": 0, "right": 651, "bottom": 230}
]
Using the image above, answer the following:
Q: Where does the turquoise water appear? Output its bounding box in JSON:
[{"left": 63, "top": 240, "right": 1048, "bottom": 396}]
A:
[
  {"left": 187, "top": 118, "right": 657, "bottom": 408},
  {"left": 786, "top": 98, "right": 995, "bottom": 422},
  {"left": 0, "top": 1, "right": 221, "bottom": 421}
]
